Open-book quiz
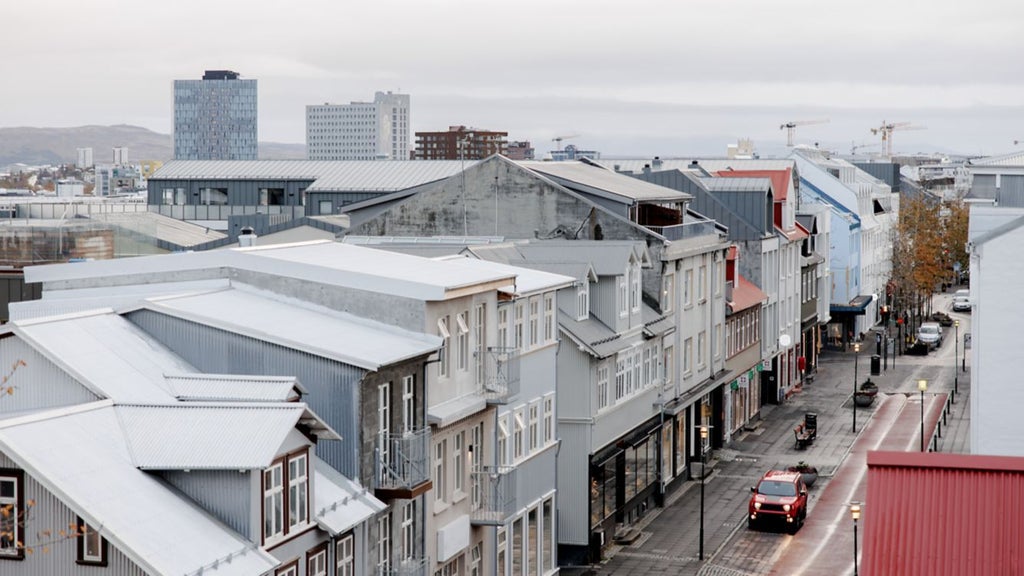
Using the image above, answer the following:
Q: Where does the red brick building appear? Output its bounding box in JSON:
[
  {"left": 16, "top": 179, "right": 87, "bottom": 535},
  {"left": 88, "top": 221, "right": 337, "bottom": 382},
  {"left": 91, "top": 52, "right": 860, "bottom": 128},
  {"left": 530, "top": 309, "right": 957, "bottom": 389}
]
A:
[{"left": 414, "top": 126, "right": 508, "bottom": 160}]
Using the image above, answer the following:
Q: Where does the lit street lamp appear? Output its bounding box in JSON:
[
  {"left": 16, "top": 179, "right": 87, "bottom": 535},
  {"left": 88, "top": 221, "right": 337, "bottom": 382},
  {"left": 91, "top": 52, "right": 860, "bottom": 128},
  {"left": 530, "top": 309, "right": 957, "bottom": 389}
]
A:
[
  {"left": 850, "top": 501, "right": 862, "bottom": 576},
  {"left": 852, "top": 342, "right": 861, "bottom": 433},
  {"left": 954, "top": 320, "right": 960, "bottom": 400},
  {"left": 696, "top": 424, "right": 711, "bottom": 561},
  {"left": 918, "top": 379, "right": 928, "bottom": 452}
]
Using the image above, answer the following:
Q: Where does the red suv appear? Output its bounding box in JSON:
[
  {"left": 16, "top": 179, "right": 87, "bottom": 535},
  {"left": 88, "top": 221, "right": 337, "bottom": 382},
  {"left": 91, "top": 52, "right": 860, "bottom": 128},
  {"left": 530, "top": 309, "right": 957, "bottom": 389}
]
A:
[{"left": 748, "top": 470, "right": 808, "bottom": 533}]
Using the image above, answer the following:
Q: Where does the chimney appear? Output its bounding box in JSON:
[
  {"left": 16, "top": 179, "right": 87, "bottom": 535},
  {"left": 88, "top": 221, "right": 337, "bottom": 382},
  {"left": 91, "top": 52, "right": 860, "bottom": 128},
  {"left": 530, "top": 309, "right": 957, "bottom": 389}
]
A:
[
  {"left": 642, "top": 164, "right": 651, "bottom": 175},
  {"left": 652, "top": 156, "right": 663, "bottom": 170},
  {"left": 238, "top": 226, "right": 257, "bottom": 247}
]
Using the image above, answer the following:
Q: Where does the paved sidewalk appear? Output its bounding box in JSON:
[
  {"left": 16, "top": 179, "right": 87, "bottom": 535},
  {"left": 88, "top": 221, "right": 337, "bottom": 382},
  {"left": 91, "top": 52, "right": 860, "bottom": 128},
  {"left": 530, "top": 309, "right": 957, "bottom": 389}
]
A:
[{"left": 565, "top": 340, "right": 970, "bottom": 576}]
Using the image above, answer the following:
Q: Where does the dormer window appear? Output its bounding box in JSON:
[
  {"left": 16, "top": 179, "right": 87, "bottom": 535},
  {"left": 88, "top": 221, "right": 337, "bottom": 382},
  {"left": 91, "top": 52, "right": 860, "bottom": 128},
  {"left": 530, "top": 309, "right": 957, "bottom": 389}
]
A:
[
  {"left": 618, "top": 276, "right": 628, "bottom": 318},
  {"left": 630, "top": 262, "right": 641, "bottom": 313},
  {"left": 263, "top": 449, "right": 311, "bottom": 545},
  {"left": 576, "top": 282, "right": 589, "bottom": 321}
]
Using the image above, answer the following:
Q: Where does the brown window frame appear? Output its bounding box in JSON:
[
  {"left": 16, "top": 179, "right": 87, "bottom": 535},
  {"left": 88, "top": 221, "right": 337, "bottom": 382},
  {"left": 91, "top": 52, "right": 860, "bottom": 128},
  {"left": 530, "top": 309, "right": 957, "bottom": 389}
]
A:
[
  {"left": 306, "top": 542, "right": 328, "bottom": 576},
  {"left": 0, "top": 468, "right": 25, "bottom": 561},
  {"left": 261, "top": 448, "right": 311, "bottom": 546},
  {"left": 75, "top": 516, "right": 108, "bottom": 566}
]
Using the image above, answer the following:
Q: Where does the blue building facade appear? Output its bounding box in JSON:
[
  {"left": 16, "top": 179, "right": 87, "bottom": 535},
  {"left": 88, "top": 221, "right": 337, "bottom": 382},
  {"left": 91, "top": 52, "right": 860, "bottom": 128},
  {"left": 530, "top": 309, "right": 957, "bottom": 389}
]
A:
[{"left": 173, "top": 70, "right": 258, "bottom": 160}]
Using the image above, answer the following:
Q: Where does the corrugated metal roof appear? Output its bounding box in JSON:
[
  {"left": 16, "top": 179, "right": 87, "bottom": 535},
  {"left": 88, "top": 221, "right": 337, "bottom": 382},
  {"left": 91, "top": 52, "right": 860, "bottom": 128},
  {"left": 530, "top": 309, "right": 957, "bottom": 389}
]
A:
[
  {"left": 88, "top": 211, "right": 227, "bottom": 247},
  {"left": 967, "top": 151, "right": 1024, "bottom": 167},
  {"left": 520, "top": 160, "right": 690, "bottom": 203},
  {"left": 144, "top": 285, "right": 442, "bottom": 370},
  {"left": 13, "top": 311, "right": 191, "bottom": 403},
  {"left": 116, "top": 402, "right": 335, "bottom": 469},
  {"left": 150, "top": 160, "right": 474, "bottom": 192},
  {"left": 515, "top": 240, "right": 650, "bottom": 276},
  {"left": 433, "top": 255, "right": 575, "bottom": 295},
  {"left": 557, "top": 310, "right": 644, "bottom": 358},
  {"left": 9, "top": 279, "right": 231, "bottom": 321},
  {"left": 864, "top": 451, "right": 1024, "bottom": 576},
  {"left": 314, "top": 457, "right": 386, "bottom": 536},
  {"left": 165, "top": 373, "right": 304, "bottom": 402},
  {"left": 596, "top": 158, "right": 797, "bottom": 175},
  {"left": 729, "top": 274, "right": 768, "bottom": 313},
  {"left": 0, "top": 401, "right": 278, "bottom": 575},
  {"left": 699, "top": 177, "right": 772, "bottom": 193},
  {"left": 715, "top": 168, "right": 793, "bottom": 201}
]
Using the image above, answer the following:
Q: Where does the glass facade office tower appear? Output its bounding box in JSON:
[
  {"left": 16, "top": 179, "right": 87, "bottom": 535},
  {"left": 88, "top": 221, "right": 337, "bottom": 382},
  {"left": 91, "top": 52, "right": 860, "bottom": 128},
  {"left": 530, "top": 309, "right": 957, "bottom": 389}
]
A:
[
  {"left": 173, "top": 70, "right": 258, "bottom": 160},
  {"left": 306, "top": 91, "right": 410, "bottom": 160}
]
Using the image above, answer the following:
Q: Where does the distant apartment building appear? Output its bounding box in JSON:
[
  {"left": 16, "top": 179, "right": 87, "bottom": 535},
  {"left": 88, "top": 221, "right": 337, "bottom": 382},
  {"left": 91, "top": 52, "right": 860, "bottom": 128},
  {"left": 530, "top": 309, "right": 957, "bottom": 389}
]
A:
[
  {"left": 306, "top": 91, "right": 410, "bottom": 160},
  {"left": 76, "top": 147, "right": 94, "bottom": 168},
  {"left": 112, "top": 146, "right": 129, "bottom": 165},
  {"left": 173, "top": 70, "right": 258, "bottom": 161},
  {"left": 506, "top": 141, "right": 534, "bottom": 160},
  {"left": 415, "top": 126, "right": 508, "bottom": 160}
]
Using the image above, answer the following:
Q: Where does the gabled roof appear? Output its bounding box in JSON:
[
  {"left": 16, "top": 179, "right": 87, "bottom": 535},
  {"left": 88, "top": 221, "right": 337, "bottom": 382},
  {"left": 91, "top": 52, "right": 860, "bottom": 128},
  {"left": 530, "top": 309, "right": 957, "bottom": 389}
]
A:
[
  {"left": 165, "top": 373, "right": 305, "bottom": 402},
  {"left": 0, "top": 401, "right": 279, "bottom": 576},
  {"left": 117, "top": 402, "right": 338, "bottom": 470},
  {"left": 150, "top": 160, "right": 476, "bottom": 192},
  {"left": 314, "top": 457, "right": 386, "bottom": 536},
  {"left": 141, "top": 285, "right": 442, "bottom": 371},
  {"left": 715, "top": 168, "right": 793, "bottom": 202},
  {"left": 729, "top": 274, "right": 769, "bottom": 313},
  {"left": 520, "top": 159, "right": 691, "bottom": 204},
  {"left": 432, "top": 255, "right": 575, "bottom": 296},
  {"left": 864, "top": 451, "right": 1024, "bottom": 576}
]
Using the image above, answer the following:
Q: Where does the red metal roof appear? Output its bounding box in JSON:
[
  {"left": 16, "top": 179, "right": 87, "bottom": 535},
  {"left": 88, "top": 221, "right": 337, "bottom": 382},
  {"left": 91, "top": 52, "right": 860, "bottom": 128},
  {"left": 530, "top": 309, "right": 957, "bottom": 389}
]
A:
[
  {"left": 715, "top": 168, "right": 792, "bottom": 201},
  {"left": 728, "top": 273, "right": 768, "bottom": 313},
  {"left": 864, "top": 451, "right": 1024, "bottom": 576}
]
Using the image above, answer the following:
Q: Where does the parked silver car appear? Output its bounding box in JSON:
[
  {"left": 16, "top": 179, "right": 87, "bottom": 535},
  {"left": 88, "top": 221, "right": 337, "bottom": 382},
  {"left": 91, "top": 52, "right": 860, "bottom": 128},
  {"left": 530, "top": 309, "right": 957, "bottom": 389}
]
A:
[
  {"left": 952, "top": 296, "right": 971, "bottom": 312},
  {"left": 917, "top": 322, "right": 943, "bottom": 348}
]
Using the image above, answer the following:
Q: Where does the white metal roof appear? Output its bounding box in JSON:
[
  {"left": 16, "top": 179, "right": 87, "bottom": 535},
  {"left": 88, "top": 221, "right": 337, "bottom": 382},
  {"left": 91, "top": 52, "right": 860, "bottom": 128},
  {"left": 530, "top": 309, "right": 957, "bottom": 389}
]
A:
[
  {"left": 432, "top": 255, "right": 575, "bottom": 296},
  {"left": 116, "top": 402, "right": 337, "bottom": 470},
  {"left": 12, "top": 311, "right": 191, "bottom": 403},
  {"left": 150, "top": 160, "right": 475, "bottom": 192},
  {"left": 967, "top": 151, "right": 1024, "bottom": 167},
  {"left": 9, "top": 279, "right": 231, "bottom": 321},
  {"left": 165, "top": 373, "right": 304, "bottom": 402},
  {"left": 143, "top": 285, "right": 442, "bottom": 370},
  {"left": 520, "top": 160, "right": 690, "bottom": 203},
  {"left": 0, "top": 401, "right": 279, "bottom": 576},
  {"left": 314, "top": 457, "right": 386, "bottom": 536}
]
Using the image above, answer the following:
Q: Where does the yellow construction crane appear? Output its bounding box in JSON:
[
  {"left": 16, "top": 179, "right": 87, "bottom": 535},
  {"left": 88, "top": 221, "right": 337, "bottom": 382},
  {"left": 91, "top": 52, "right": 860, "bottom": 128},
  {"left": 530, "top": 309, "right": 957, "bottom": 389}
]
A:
[
  {"left": 871, "top": 121, "right": 926, "bottom": 157},
  {"left": 780, "top": 119, "right": 829, "bottom": 147}
]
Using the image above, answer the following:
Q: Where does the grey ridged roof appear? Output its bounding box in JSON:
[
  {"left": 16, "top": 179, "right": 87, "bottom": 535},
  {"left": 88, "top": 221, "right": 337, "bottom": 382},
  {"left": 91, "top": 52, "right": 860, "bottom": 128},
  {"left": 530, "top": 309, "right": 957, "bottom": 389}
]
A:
[
  {"left": 165, "top": 373, "right": 304, "bottom": 402},
  {"left": 699, "top": 177, "right": 772, "bottom": 192},
  {"left": 151, "top": 160, "right": 475, "bottom": 192},
  {"left": 967, "top": 151, "right": 1024, "bottom": 167},
  {"left": 88, "top": 211, "right": 227, "bottom": 247},
  {"left": 557, "top": 310, "right": 645, "bottom": 358},
  {"left": 520, "top": 160, "right": 690, "bottom": 203},
  {"left": 598, "top": 158, "right": 796, "bottom": 174}
]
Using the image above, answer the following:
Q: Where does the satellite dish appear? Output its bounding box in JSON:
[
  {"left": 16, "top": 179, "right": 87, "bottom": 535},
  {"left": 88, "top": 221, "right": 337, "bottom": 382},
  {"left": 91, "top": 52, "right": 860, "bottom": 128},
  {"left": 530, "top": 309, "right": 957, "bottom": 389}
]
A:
[{"left": 779, "top": 335, "right": 792, "bottom": 348}]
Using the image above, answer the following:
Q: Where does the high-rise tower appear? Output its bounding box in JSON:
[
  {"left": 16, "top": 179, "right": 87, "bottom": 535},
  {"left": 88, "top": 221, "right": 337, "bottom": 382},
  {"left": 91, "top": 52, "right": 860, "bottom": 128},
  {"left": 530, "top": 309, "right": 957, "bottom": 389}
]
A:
[{"left": 173, "top": 70, "right": 258, "bottom": 160}]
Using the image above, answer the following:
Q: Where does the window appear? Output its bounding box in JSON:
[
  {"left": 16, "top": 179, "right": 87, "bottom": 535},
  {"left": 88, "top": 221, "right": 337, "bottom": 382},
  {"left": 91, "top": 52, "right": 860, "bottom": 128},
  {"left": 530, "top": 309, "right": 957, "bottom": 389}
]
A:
[
  {"left": 544, "top": 294, "right": 555, "bottom": 343},
  {"left": 73, "top": 517, "right": 106, "bottom": 565},
  {"left": 543, "top": 396, "right": 554, "bottom": 444},
  {"left": 497, "top": 527, "right": 507, "bottom": 576},
  {"left": 684, "top": 269, "right": 693, "bottom": 306},
  {"left": 470, "top": 543, "right": 482, "bottom": 576},
  {"left": 529, "top": 402, "right": 540, "bottom": 451},
  {"left": 498, "top": 416, "right": 510, "bottom": 466},
  {"left": 662, "top": 273, "right": 674, "bottom": 313},
  {"left": 699, "top": 265, "right": 707, "bottom": 302},
  {"left": 377, "top": 513, "right": 391, "bottom": 573},
  {"left": 475, "top": 304, "right": 486, "bottom": 384},
  {"left": 276, "top": 560, "right": 299, "bottom": 576},
  {"left": 336, "top": 534, "right": 354, "bottom": 576},
  {"left": 597, "top": 363, "right": 610, "bottom": 410},
  {"left": 435, "top": 440, "right": 447, "bottom": 504},
  {"left": 0, "top": 470, "right": 22, "bottom": 559},
  {"left": 379, "top": 382, "right": 391, "bottom": 482},
  {"left": 684, "top": 338, "right": 693, "bottom": 374},
  {"left": 401, "top": 501, "right": 415, "bottom": 562},
  {"left": 698, "top": 332, "right": 706, "bottom": 368},
  {"left": 307, "top": 543, "right": 328, "bottom": 576},
  {"left": 529, "top": 297, "right": 540, "bottom": 348},
  {"left": 438, "top": 317, "right": 450, "bottom": 377},
  {"left": 454, "top": 432, "right": 465, "bottom": 495},
  {"left": 470, "top": 424, "right": 482, "bottom": 510},
  {"left": 514, "top": 302, "right": 525, "bottom": 350},
  {"left": 288, "top": 453, "right": 309, "bottom": 530},
  {"left": 497, "top": 307, "right": 509, "bottom": 349},
  {"left": 402, "top": 376, "right": 415, "bottom": 435},
  {"left": 630, "top": 263, "right": 641, "bottom": 312},
  {"left": 618, "top": 276, "right": 628, "bottom": 317},
  {"left": 263, "top": 462, "right": 285, "bottom": 542},
  {"left": 513, "top": 410, "right": 525, "bottom": 460},
  {"left": 457, "top": 312, "right": 469, "bottom": 372},
  {"left": 543, "top": 498, "right": 555, "bottom": 571},
  {"left": 576, "top": 282, "right": 589, "bottom": 320},
  {"left": 664, "top": 346, "right": 674, "bottom": 388},
  {"left": 615, "top": 358, "right": 626, "bottom": 400}
]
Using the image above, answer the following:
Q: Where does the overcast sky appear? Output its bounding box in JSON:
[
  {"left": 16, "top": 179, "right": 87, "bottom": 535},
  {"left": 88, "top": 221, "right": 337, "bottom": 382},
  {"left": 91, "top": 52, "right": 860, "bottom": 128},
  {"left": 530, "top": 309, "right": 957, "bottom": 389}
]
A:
[{"left": 3, "top": 0, "right": 1023, "bottom": 157}]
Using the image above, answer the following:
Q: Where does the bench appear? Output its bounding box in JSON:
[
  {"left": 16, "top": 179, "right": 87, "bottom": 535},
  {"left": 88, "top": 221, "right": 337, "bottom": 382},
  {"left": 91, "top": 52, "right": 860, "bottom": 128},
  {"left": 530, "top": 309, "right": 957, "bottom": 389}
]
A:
[{"left": 794, "top": 424, "right": 814, "bottom": 450}]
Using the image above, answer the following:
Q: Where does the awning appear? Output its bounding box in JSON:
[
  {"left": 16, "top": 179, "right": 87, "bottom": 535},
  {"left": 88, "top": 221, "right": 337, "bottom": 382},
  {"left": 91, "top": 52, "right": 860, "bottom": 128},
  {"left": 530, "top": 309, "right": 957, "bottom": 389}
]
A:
[
  {"left": 663, "top": 369, "right": 736, "bottom": 416},
  {"left": 831, "top": 294, "right": 874, "bottom": 315},
  {"left": 428, "top": 394, "right": 487, "bottom": 428}
]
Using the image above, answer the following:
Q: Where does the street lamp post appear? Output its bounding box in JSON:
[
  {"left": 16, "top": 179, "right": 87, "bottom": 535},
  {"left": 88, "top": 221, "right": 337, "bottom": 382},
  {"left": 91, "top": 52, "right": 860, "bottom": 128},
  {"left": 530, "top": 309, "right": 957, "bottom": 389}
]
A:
[
  {"left": 697, "top": 424, "right": 710, "bottom": 561},
  {"left": 852, "top": 342, "right": 861, "bottom": 433},
  {"left": 918, "top": 379, "right": 928, "bottom": 452},
  {"left": 954, "top": 320, "right": 960, "bottom": 400},
  {"left": 850, "top": 501, "right": 862, "bottom": 576}
]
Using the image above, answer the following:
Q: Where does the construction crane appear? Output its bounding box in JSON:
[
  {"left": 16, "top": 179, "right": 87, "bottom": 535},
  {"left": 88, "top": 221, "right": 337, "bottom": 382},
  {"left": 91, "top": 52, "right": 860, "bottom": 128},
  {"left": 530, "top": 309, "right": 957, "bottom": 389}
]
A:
[
  {"left": 552, "top": 133, "right": 580, "bottom": 150},
  {"left": 780, "top": 119, "right": 829, "bottom": 147},
  {"left": 851, "top": 141, "right": 880, "bottom": 157},
  {"left": 871, "top": 121, "right": 926, "bottom": 157}
]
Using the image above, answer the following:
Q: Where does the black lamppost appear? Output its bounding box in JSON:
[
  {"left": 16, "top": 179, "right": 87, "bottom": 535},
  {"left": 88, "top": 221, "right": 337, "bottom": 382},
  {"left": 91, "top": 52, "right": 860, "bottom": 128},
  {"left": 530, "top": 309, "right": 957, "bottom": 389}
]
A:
[
  {"left": 696, "top": 424, "right": 710, "bottom": 561},
  {"left": 918, "top": 379, "right": 928, "bottom": 452},
  {"left": 954, "top": 320, "right": 960, "bottom": 400},
  {"left": 852, "top": 342, "right": 861, "bottom": 433},
  {"left": 850, "top": 501, "right": 862, "bottom": 576}
]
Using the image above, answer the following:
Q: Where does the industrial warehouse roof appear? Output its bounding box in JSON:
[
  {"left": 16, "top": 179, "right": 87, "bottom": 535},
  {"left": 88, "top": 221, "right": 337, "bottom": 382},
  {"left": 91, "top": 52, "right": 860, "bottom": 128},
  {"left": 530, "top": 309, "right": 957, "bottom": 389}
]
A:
[
  {"left": 520, "top": 160, "right": 691, "bottom": 204},
  {"left": 142, "top": 285, "right": 442, "bottom": 370},
  {"left": 118, "top": 402, "right": 338, "bottom": 470},
  {"left": 150, "top": 160, "right": 476, "bottom": 192},
  {"left": 27, "top": 240, "right": 516, "bottom": 302},
  {"left": 0, "top": 401, "right": 279, "bottom": 576},
  {"left": 967, "top": 151, "right": 1024, "bottom": 167},
  {"left": 864, "top": 451, "right": 1024, "bottom": 576}
]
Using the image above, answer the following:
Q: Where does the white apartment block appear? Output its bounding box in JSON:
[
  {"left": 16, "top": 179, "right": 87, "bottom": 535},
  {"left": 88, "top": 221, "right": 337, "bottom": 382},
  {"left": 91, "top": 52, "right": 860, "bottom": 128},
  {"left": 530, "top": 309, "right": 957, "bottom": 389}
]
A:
[
  {"left": 307, "top": 91, "right": 410, "bottom": 160},
  {"left": 76, "top": 147, "right": 94, "bottom": 168}
]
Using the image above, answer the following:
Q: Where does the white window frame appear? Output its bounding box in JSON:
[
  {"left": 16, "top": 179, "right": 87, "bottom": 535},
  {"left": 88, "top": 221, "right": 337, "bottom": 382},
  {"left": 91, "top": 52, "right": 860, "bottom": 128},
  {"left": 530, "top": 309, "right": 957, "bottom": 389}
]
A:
[
  {"left": 543, "top": 395, "right": 554, "bottom": 444},
  {"left": 308, "top": 546, "right": 327, "bottom": 576},
  {"left": 514, "top": 302, "right": 525, "bottom": 350},
  {"left": 78, "top": 519, "right": 105, "bottom": 564},
  {"left": 544, "top": 293, "right": 555, "bottom": 343},
  {"left": 662, "top": 273, "right": 674, "bottom": 313},
  {"left": 498, "top": 416, "right": 510, "bottom": 466},
  {"left": 336, "top": 534, "right": 354, "bottom": 576},
  {"left": 684, "top": 268, "right": 693, "bottom": 307},
  {"left": 377, "top": 513, "right": 391, "bottom": 573},
  {"left": 0, "top": 471, "right": 19, "bottom": 558},
  {"left": 475, "top": 304, "right": 486, "bottom": 384},
  {"left": 379, "top": 382, "right": 391, "bottom": 480},
  {"left": 698, "top": 331, "right": 706, "bottom": 368},
  {"left": 287, "top": 452, "right": 309, "bottom": 530},
  {"left": 438, "top": 316, "right": 450, "bottom": 378},
  {"left": 402, "top": 376, "right": 414, "bottom": 435},
  {"left": 401, "top": 501, "right": 415, "bottom": 562},
  {"left": 597, "top": 363, "right": 610, "bottom": 410},
  {"left": 684, "top": 337, "right": 693, "bottom": 375},
  {"left": 498, "top": 307, "right": 509, "bottom": 349},
  {"left": 454, "top": 432, "right": 465, "bottom": 495},
  {"left": 457, "top": 312, "right": 469, "bottom": 372},
  {"left": 618, "top": 276, "right": 628, "bottom": 318},
  {"left": 529, "top": 402, "right": 540, "bottom": 451},
  {"left": 630, "top": 262, "right": 641, "bottom": 313},
  {"left": 699, "top": 264, "right": 707, "bottom": 302},
  {"left": 263, "top": 462, "right": 285, "bottom": 543},
  {"left": 615, "top": 357, "right": 626, "bottom": 400},
  {"left": 576, "top": 282, "right": 589, "bottom": 321},
  {"left": 529, "top": 296, "right": 540, "bottom": 348},
  {"left": 434, "top": 439, "right": 447, "bottom": 505},
  {"left": 513, "top": 410, "right": 525, "bottom": 460}
]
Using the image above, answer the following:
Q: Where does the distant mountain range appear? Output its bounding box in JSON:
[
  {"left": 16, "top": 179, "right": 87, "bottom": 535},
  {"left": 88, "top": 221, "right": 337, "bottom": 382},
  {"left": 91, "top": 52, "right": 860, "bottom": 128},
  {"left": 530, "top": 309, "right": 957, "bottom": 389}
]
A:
[{"left": 0, "top": 125, "right": 306, "bottom": 166}]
